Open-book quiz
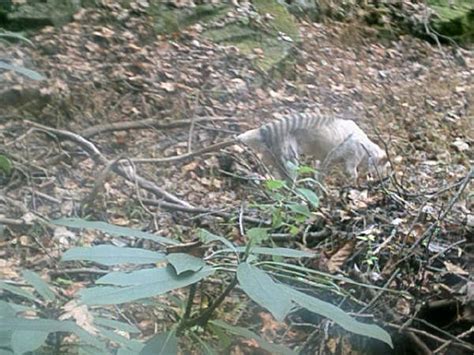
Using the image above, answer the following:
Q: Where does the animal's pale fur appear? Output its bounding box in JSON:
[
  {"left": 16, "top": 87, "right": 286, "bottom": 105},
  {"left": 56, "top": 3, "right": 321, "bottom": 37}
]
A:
[{"left": 237, "top": 112, "right": 388, "bottom": 181}]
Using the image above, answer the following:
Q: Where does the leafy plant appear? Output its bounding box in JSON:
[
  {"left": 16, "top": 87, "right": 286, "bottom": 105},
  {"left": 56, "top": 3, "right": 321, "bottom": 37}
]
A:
[
  {"left": 251, "top": 166, "right": 321, "bottom": 236},
  {"left": 0, "top": 60, "right": 44, "bottom": 81},
  {"left": 0, "top": 271, "right": 108, "bottom": 354},
  {"left": 47, "top": 216, "right": 393, "bottom": 354}
]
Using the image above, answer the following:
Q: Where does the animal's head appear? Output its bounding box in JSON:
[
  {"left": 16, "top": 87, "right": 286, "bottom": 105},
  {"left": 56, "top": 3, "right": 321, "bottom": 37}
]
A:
[{"left": 366, "top": 147, "right": 389, "bottom": 178}]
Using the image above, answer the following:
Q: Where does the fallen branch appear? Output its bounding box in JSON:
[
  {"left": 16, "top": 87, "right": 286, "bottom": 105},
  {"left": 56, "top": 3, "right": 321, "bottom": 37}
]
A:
[
  {"left": 80, "top": 116, "right": 237, "bottom": 138},
  {"left": 141, "top": 198, "right": 270, "bottom": 226},
  {"left": 25, "top": 120, "right": 193, "bottom": 208},
  {"left": 132, "top": 139, "right": 237, "bottom": 164}
]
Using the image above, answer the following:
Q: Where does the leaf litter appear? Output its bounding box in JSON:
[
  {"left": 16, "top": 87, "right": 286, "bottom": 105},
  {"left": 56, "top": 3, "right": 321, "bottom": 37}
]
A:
[{"left": 0, "top": 1, "right": 472, "bottom": 353}]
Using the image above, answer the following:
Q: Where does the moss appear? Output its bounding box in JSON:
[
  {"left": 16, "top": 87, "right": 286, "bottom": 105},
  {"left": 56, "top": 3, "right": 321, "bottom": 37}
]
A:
[
  {"left": 253, "top": 0, "right": 300, "bottom": 41},
  {"left": 5, "top": 0, "right": 79, "bottom": 30},
  {"left": 150, "top": 4, "right": 229, "bottom": 35},
  {"left": 203, "top": 1, "right": 299, "bottom": 74},
  {"left": 428, "top": 0, "right": 474, "bottom": 45},
  {"left": 204, "top": 24, "right": 260, "bottom": 43}
]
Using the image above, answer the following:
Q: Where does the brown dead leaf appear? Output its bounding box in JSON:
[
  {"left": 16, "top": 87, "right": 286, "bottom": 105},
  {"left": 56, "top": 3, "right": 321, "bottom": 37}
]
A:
[
  {"left": 182, "top": 161, "right": 199, "bottom": 173},
  {"left": 60, "top": 300, "right": 98, "bottom": 335},
  {"left": 241, "top": 338, "right": 260, "bottom": 349},
  {"left": 347, "top": 189, "right": 372, "bottom": 209},
  {"left": 259, "top": 312, "right": 285, "bottom": 337},
  {"left": 326, "top": 337, "right": 338, "bottom": 354},
  {"left": 395, "top": 297, "right": 411, "bottom": 316},
  {"left": 327, "top": 240, "right": 355, "bottom": 273},
  {"left": 444, "top": 261, "right": 469, "bottom": 276},
  {"left": 159, "top": 82, "right": 176, "bottom": 92}
]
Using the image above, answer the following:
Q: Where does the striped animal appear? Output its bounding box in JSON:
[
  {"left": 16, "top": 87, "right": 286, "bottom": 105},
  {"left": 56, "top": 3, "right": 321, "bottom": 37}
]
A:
[{"left": 236, "top": 112, "right": 388, "bottom": 182}]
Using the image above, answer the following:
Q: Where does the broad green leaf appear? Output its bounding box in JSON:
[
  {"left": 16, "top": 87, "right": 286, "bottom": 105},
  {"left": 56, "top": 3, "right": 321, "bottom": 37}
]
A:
[
  {"left": 62, "top": 245, "right": 166, "bottom": 266},
  {"left": 0, "top": 155, "right": 12, "bottom": 175},
  {"left": 11, "top": 330, "right": 48, "bottom": 355},
  {"left": 210, "top": 320, "right": 296, "bottom": 355},
  {"left": 0, "top": 281, "right": 36, "bottom": 302},
  {"left": 0, "top": 61, "right": 44, "bottom": 81},
  {"left": 96, "top": 267, "right": 173, "bottom": 286},
  {"left": 208, "top": 323, "right": 232, "bottom": 349},
  {"left": 198, "top": 229, "right": 236, "bottom": 253},
  {"left": 52, "top": 218, "right": 178, "bottom": 245},
  {"left": 282, "top": 286, "right": 393, "bottom": 348},
  {"left": 81, "top": 265, "right": 214, "bottom": 305},
  {"left": 247, "top": 228, "right": 269, "bottom": 244},
  {"left": 97, "top": 327, "right": 143, "bottom": 352},
  {"left": 0, "top": 302, "right": 16, "bottom": 318},
  {"left": 93, "top": 317, "right": 140, "bottom": 334},
  {"left": 71, "top": 344, "right": 109, "bottom": 355},
  {"left": 265, "top": 179, "right": 286, "bottom": 190},
  {"left": 222, "top": 247, "right": 314, "bottom": 258},
  {"left": 190, "top": 334, "right": 217, "bottom": 355},
  {"left": 0, "top": 330, "right": 12, "bottom": 350},
  {"left": 0, "top": 318, "right": 104, "bottom": 350},
  {"left": 166, "top": 253, "right": 205, "bottom": 275},
  {"left": 140, "top": 330, "right": 177, "bottom": 355},
  {"left": 22, "top": 270, "right": 56, "bottom": 302},
  {"left": 295, "top": 188, "right": 319, "bottom": 208},
  {"left": 237, "top": 263, "right": 292, "bottom": 322},
  {"left": 287, "top": 203, "right": 311, "bottom": 218},
  {"left": 4, "top": 303, "right": 33, "bottom": 314}
]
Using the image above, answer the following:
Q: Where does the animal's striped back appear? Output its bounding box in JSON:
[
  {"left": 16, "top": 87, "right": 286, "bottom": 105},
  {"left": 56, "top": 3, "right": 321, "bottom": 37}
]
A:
[{"left": 258, "top": 112, "right": 334, "bottom": 149}]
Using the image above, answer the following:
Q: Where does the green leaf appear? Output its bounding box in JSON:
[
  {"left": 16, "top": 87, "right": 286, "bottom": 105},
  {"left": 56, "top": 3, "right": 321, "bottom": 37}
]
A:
[
  {"left": 22, "top": 270, "right": 56, "bottom": 302},
  {"left": 97, "top": 326, "right": 143, "bottom": 352},
  {"left": 0, "top": 281, "right": 36, "bottom": 302},
  {"left": 0, "top": 318, "right": 104, "bottom": 350},
  {"left": 52, "top": 218, "right": 178, "bottom": 245},
  {"left": 62, "top": 245, "right": 166, "bottom": 266},
  {"left": 295, "top": 188, "right": 319, "bottom": 208},
  {"left": 198, "top": 229, "right": 236, "bottom": 253},
  {"left": 265, "top": 179, "right": 286, "bottom": 190},
  {"left": 189, "top": 334, "right": 217, "bottom": 355},
  {"left": 0, "top": 301, "right": 16, "bottom": 318},
  {"left": 11, "top": 330, "right": 48, "bottom": 355},
  {"left": 3, "top": 303, "right": 33, "bottom": 314},
  {"left": 93, "top": 317, "right": 140, "bottom": 334},
  {"left": 282, "top": 286, "right": 393, "bottom": 348},
  {"left": 140, "top": 330, "right": 178, "bottom": 355},
  {"left": 208, "top": 323, "right": 232, "bottom": 349},
  {"left": 81, "top": 265, "right": 214, "bottom": 305},
  {"left": 166, "top": 253, "right": 205, "bottom": 275},
  {"left": 297, "top": 165, "right": 316, "bottom": 174},
  {"left": 210, "top": 320, "right": 296, "bottom": 355},
  {"left": 246, "top": 228, "right": 269, "bottom": 244},
  {"left": 0, "top": 61, "right": 44, "bottom": 81},
  {"left": 222, "top": 247, "right": 314, "bottom": 258},
  {"left": 287, "top": 203, "right": 311, "bottom": 218},
  {"left": 0, "top": 155, "right": 12, "bottom": 175},
  {"left": 237, "top": 263, "right": 293, "bottom": 322},
  {"left": 271, "top": 208, "right": 283, "bottom": 228},
  {"left": 0, "top": 331, "right": 12, "bottom": 351}
]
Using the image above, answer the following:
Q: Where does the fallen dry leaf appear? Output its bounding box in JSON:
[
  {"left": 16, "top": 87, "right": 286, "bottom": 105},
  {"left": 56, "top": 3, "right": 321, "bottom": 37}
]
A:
[
  {"left": 444, "top": 261, "right": 469, "bottom": 276},
  {"left": 60, "top": 300, "right": 98, "bottom": 335},
  {"left": 327, "top": 240, "right": 355, "bottom": 273}
]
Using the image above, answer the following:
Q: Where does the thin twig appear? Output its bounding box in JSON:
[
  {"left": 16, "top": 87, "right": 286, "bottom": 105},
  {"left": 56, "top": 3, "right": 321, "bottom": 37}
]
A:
[
  {"left": 25, "top": 120, "right": 193, "bottom": 208},
  {"left": 80, "top": 116, "right": 236, "bottom": 138},
  {"left": 132, "top": 139, "right": 237, "bottom": 164}
]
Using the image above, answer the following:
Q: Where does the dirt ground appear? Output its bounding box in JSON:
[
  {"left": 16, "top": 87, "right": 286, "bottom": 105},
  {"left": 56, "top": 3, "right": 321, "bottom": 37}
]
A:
[{"left": 0, "top": 3, "right": 473, "bottom": 354}]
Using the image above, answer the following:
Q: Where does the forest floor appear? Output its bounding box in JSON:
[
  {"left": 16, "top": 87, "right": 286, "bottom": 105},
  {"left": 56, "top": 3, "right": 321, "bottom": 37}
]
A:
[{"left": 1, "top": 2, "right": 473, "bottom": 354}]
